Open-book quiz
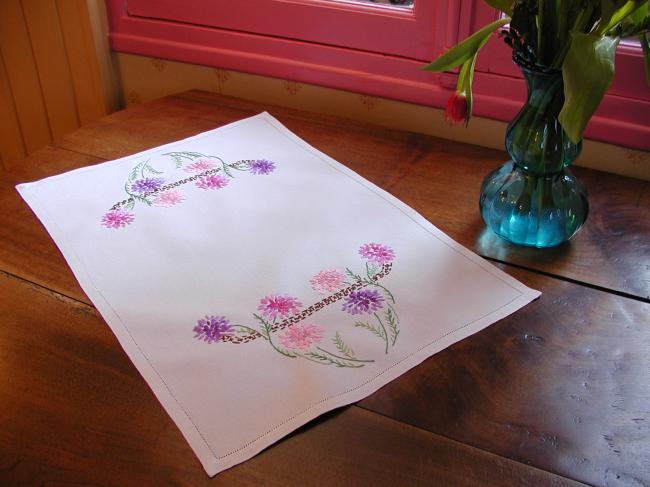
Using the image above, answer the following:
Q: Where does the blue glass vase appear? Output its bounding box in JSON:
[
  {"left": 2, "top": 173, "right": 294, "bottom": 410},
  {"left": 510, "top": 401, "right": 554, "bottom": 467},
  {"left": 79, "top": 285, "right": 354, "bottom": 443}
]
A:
[{"left": 479, "top": 60, "right": 588, "bottom": 248}]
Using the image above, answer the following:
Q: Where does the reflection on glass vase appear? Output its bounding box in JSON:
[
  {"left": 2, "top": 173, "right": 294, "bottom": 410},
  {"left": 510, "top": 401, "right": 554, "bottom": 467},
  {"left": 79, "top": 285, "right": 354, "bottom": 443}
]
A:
[{"left": 479, "top": 58, "right": 589, "bottom": 248}]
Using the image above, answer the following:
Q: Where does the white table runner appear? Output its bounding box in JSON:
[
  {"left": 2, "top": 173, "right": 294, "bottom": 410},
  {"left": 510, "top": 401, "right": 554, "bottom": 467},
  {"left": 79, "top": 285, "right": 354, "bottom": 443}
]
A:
[{"left": 17, "top": 113, "right": 540, "bottom": 476}]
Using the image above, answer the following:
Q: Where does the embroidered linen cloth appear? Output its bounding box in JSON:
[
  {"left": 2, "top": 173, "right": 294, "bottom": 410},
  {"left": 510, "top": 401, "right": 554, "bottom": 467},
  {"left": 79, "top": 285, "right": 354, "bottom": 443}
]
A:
[{"left": 17, "top": 113, "right": 540, "bottom": 476}]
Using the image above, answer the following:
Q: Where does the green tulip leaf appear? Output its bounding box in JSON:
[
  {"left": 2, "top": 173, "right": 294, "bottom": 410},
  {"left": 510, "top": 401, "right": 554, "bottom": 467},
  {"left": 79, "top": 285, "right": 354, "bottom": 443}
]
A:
[
  {"left": 422, "top": 18, "right": 509, "bottom": 73},
  {"left": 598, "top": 0, "right": 647, "bottom": 34},
  {"left": 642, "top": 33, "right": 650, "bottom": 84},
  {"left": 600, "top": 0, "right": 630, "bottom": 28},
  {"left": 482, "top": 0, "right": 514, "bottom": 15},
  {"left": 457, "top": 51, "right": 479, "bottom": 124},
  {"left": 559, "top": 33, "right": 619, "bottom": 143}
]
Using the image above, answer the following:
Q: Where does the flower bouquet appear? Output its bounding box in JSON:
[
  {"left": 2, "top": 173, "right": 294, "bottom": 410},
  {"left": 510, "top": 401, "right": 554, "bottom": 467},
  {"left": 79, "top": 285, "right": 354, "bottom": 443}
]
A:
[{"left": 423, "top": 0, "right": 649, "bottom": 248}]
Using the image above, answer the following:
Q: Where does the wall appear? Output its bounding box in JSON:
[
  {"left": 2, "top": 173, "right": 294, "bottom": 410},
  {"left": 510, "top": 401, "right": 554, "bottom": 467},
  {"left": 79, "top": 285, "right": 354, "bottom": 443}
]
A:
[
  {"left": 0, "top": 0, "right": 120, "bottom": 172},
  {"left": 117, "top": 53, "right": 650, "bottom": 181}
]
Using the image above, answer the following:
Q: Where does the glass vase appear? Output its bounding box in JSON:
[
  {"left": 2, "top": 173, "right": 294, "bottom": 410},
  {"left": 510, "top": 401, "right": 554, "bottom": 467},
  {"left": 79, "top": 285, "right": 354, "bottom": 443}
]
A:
[{"left": 479, "top": 60, "right": 588, "bottom": 248}]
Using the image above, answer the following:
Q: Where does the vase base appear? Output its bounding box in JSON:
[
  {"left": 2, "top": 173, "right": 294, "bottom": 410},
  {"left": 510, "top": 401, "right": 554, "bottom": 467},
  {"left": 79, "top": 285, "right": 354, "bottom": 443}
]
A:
[{"left": 479, "top": 161, "right": 589, "bottom": 248}]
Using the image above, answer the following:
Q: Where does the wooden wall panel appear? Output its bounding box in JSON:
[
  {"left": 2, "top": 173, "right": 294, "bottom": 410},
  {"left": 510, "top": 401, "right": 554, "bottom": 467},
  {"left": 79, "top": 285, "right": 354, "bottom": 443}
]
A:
[
  {"left": 0, "top": 0, "right": 114, "bottom": 172},
  {"left": 22, "top": 0, "right": 80, "bottom": 139},
  {"left": 0, "top": 0, "right": 52, "bottom": 154},
  {"left": 57, "top": 0, "right": 107, "bottom": 125},
  {"left": 0, "top": 52, "right": 27, "bottom": 171}
]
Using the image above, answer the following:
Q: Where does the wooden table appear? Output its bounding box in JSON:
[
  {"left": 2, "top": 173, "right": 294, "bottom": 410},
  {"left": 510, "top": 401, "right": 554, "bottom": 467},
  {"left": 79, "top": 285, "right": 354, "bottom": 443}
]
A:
[{"left": 1, "top": 91, "right": 648, "bottom": 486}]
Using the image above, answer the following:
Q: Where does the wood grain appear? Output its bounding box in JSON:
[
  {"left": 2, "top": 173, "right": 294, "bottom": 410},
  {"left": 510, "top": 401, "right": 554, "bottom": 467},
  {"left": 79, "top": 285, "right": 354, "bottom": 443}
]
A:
[
  {"left": 4, "top": 91, "right": 649, "bottom": 485},
  {"left": 0, "top": 146, "right": 102, "bottom": 303},
  {"left": 0, "top": 51, "right": 27, "bottom": 171},
  {"left": 0, "top": 0, "right": 52, "bottom": 153},
  {"left": 360, "top": 267, "right": 650, "bottom": 487},
  {"left": 21, "top": 0, "right": 80, "bottom": 140},
  {"left": 53, "top": 91, "right": 650, "bottom": 299},
  {"left": 56, "top": 0, "right": 108, "bottom": 124},
  {"left": 0, "top": 272, "right": 587, "bottom": 487}
]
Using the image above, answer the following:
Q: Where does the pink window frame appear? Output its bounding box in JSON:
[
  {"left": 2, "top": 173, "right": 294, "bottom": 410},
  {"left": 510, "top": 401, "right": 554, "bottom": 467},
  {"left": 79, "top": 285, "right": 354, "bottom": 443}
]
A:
[
  {"left": 125, "top": 0, "right": 438, "bottom": 60},
  {"left": 107, "top": 0, "right": 650, "bottom": 150}
]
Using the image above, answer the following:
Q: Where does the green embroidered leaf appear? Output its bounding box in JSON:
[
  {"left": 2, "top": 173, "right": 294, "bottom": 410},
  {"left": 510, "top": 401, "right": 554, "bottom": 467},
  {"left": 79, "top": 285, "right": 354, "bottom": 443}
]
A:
[
  {"left": 422, "top": 18, "right": 509, "bottom": 73},
  {"left": 304, "top": 351, "right": 364, "bottom": 368},
  {"left": 345, "top": 268, "right": 362, "bottom": 282},
  {"left": 124, "top": 199, "right": 135, "bottom": 211},
  {"left": 559, "top": 33, "right": 619, "bottom": 143},
  {"left": 234, "top": 324, "right": 260, "bottom": 336},
  {"left": 333, "top": 332, "right": 356, "bottom": 359},
  {"left": 385, "top": 307, "right": 400, "bottom": 346},
  {"left": 273, "top": 345, "right": 298, "bottom": 359},
  {"left": 354, "top": 321, "right": 385, "bottom": 340},
  {"left": 144, "top": 163, "right": 164, "bottom": 175},
  {"left": 221, "top": 163, "right": 234, "bottom": 178},
  {"left": 128, "top": 160, "right": 147, "bottom": 182}
]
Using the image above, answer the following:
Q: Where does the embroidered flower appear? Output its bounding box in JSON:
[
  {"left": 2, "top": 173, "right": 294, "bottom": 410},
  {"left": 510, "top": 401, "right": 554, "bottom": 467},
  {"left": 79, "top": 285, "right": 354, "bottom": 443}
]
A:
[
  {"left": 248, "top": 159, "right": 275, "bottom": 175},
  {"left": 153, "top": 190, "right": 184, "bottom": 207},
  {"left": 358, "top": 243, "right": 395, "bottom": 265},
  {"left": 184, "top": 158, "right": 217, "bottom": 173},
  {"left": 196, "top": 174, "right": 229, "bottom": 190},
  {"left": 342, "top": 289, "right": 384, "bottom": 315},
  {"left": 258, "top": 294, "right": 302, "bottom": 320},
  {"left": 101, "top": 209, "right": 134, "bottom": 229},
  {"left": 130, "top": 177, "right": 165, "bottom": 194},
  {"left": 193, "top": 315, "right": 234, "bottom": 343},
  {"left": 279, "top": 322, "right": 324, "bottom": 351},
  {"left": 310, "top": 269, "right": 345, "bottom": 294}
]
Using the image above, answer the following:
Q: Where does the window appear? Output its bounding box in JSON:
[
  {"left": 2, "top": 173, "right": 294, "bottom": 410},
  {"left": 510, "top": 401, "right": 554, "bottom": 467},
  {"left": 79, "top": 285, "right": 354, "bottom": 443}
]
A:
[{"left": 107, "top": 0, "right": 649, "bottom": 149}]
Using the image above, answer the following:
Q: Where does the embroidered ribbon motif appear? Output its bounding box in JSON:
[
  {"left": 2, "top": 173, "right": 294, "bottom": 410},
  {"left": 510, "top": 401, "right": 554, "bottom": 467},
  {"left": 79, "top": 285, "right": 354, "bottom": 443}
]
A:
[{"left": 221, "top": 263, "right": 393, "bottom": 344}]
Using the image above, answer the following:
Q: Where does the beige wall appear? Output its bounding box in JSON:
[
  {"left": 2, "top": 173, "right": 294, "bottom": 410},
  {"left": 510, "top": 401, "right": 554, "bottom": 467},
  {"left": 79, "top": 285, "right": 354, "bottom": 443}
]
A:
[{"left": 117, "top": 53, "right": 650, "bottom": 181}]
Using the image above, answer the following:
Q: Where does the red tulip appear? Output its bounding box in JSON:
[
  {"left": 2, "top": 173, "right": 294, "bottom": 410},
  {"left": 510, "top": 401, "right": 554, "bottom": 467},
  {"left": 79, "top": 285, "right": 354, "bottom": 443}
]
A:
[{"left": 444, "top": 91, "right": 470, "bottom": 126}]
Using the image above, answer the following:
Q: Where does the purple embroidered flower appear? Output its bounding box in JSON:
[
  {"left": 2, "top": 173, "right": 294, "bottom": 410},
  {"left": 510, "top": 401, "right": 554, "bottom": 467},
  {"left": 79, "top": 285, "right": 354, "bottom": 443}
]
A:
[
  {"left": 358, "top": 243, "right": 395, "bottom": 265},
  {"left": 101, "top": 209, "right": 134, "bottom": 229},
  {"left": 342, "top": 289, "right": 384, "bottom": 315},
  {"left": 153, "top": 190, "right": 184, "bottom": 207},
  {"left": 248, "top": 159, "right": 275, "bottom": 175},
  {"left": 279, "top": 322, "right": 324, "bottom": 351},
  {"left": 310, "top": 269, "right": 345, "bottom": 294},
  {"left": 130, "top": 177, "right": 165, "bottom": 194},
  {"left": 258, "top": 295, "right": 302, "bottom": 320},
  {"left": 193, "top": 315, "right": 234, "bottom": 343},
  {"left": 184, "top": 158, "right": 217, "bottom": 173},
  {"left": 196, "top": 174, "right": 229, "bottom": 190}
]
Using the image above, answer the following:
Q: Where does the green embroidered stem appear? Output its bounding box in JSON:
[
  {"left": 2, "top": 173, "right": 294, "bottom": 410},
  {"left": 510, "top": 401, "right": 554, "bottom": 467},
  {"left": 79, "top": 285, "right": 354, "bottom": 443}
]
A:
[
  {"left": 373, "top": 312, "right": 389, "bottom": 354},
  {"left": 316, "top": 346, "right": 374, "bottom": 363},
  {"left": 385, "top": 305, "right": 400, "bottom": 346}
]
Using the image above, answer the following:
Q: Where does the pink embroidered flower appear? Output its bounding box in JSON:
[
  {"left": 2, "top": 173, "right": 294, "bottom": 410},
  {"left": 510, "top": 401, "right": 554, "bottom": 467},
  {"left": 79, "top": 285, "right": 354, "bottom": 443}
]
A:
[
  {"left": 153, "top": 190, "right": 184, "bottom": 207},
  {"left": 101, "top": 209, "right": 134, "bottom": 229},
  {"left": 193, "top": 315, "right": 234, "bottom": 343},
  {"left": 279, "top": 322, "right": 323, "bottom": 351},
  {"left": 358, "top": 243, "right": 395, "bottom": 265},
  {"left": 258, "top": 294, "right": 302, "bottom": 320},
  {"left": 310, "top": 269, "right": 345, "bottom": 294},
  {"left": 184, "top": 158, "right": 217, "bottom": 173},
  {"left": 196, "top": 174, "right": 229, "bottom": 190}
]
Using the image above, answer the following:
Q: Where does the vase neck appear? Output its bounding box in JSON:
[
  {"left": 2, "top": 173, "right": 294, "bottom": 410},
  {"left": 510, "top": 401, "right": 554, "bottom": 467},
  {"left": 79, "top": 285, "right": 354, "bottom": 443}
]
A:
[{"left": 505, "top": 64, "right": 581, "bottom": 175}]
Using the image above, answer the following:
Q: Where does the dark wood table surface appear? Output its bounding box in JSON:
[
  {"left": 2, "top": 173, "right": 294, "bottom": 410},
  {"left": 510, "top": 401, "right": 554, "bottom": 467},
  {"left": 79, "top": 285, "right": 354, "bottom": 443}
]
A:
[{"left": 1, "top": 91, "right": 648, "bottom": 487}]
